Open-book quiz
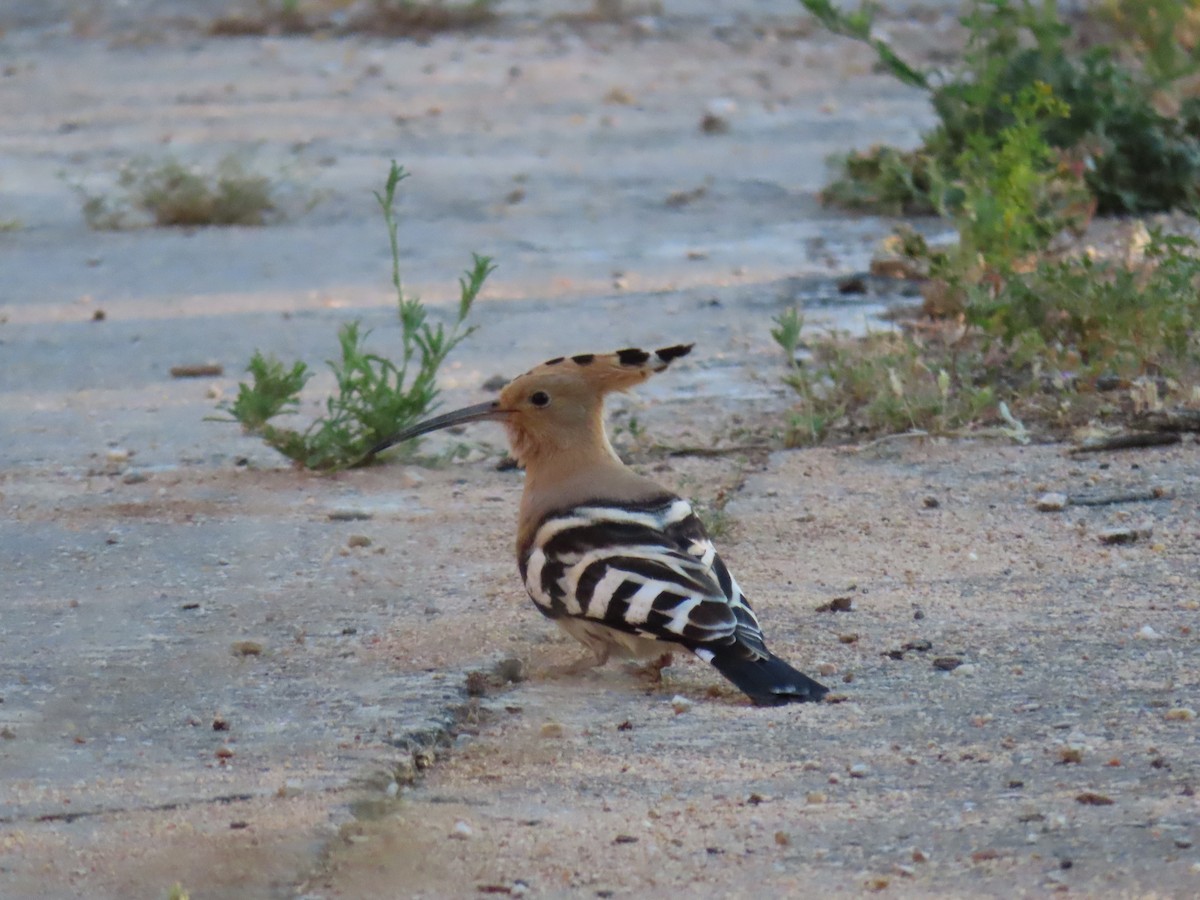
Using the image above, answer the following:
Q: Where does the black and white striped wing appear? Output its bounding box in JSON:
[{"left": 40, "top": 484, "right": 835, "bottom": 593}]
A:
[{"left": 520, "top": 497, "right": 769, "bottom": 658}]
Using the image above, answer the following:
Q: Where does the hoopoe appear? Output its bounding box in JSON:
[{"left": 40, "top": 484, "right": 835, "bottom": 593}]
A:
[{"left": 370, "top": 345, "right": 828, "bottom": 706}]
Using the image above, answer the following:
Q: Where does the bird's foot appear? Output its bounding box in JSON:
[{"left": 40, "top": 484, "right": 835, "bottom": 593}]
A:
[{"left": 624, "top": 652, "right": 675, "bottom": 683}]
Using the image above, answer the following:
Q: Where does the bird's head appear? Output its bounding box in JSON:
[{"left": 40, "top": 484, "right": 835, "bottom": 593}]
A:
[{"left": 368, "top": 344, "right": 692, "bottom": 469}]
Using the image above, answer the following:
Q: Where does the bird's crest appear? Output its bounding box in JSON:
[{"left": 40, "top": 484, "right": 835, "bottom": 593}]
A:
[{"left": 503, "top": 343, "right": 693, "bottom": 400}]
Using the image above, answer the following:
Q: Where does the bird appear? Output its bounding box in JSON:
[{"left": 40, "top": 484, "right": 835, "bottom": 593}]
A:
[{"left": 369, "top": 344, "right": 828, "bottom": 706}]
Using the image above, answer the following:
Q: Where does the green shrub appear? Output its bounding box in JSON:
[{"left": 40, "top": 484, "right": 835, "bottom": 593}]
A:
[{"left": 806, "top": 0, "right": 1200, "bottom": 215}]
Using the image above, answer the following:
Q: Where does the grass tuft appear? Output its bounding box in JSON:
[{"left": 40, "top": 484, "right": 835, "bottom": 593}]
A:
[{"left": 78, "top": 154, "right": 282, "bottom": 230}]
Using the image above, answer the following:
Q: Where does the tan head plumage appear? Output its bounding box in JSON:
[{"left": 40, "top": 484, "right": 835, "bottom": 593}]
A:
[
  {"left": 494, "top": 344, "right": 691, "bottom": 466},
  {"left": 368, "top": 343, "right": 692, "bottom": 464}
]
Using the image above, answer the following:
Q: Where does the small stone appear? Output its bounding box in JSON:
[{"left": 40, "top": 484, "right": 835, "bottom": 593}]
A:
[
  {"left": 1075, "top": 791, "right": 1114, "bottom": 806},
  {"left": 953, "top": 663, "right": 977, "bottom": 676},
  {"left": 494, "top": 656, "right": 527, "bottom": 683},
  {"left": 817, "top": 662, "right": 837, "bottom": 676},
  {"left": 328, "top": 509, "right": 372, "bottom": 521},
  {"left": 540, "top": 721, "right": 565, "bottom": 739},
  {"left": 848, "top": 763, "right": 870, "bottom": 778},
  {"left": 837, "top": 633, "right": 859, "bottom": 644},
  {"left": 1058, "top": 747, "right": 1083, "bottom": 765},
  {"left": 231, "top": 641, "right": 263, "bottom": 656},
  {"left": 1138, "top": 625, "right": 1163, "bottom": 640},
  {"left": 902, "top": 639, "right": 932, "bottom": 653},
  {"left": 347, "top": 534, "right": 372, "bottom": 548},
  {"left": 481, "top": 374, "right": 508, "bottom": 392},
  {"left": 413, "top": 748, "right": 436, "bottom": 769},
  {"left": 464, "top": 671, "right": 490, "bottom": 697},
  {"left": 451, "top": 820, "right": 472, "bottom": 839},
  {"left": 106, "top": 447, "right": 130, "bottom": 464},
  {"left": 774, "top": 830, "right": 790, "bottom": 846},
  {"left": 212, "top": 716, "right": 229, "bottom": 731},
  {"left": 911, "top": 849, "right": 928, "bottom": 863},
  {"left": 805, "top": 791, "right": 826, "bottom": 804},
  {"left": 1098, "top": 525, "right": 1150, "bottom": 545},
  {"left": 922, "top": 495, "right": 940, "bottom": 508},
  {"left": 816, "top": 596, "right": 854, "bottom": 613},
  {"left": 1035, "top": 492, "right": 1068, "bottom": 512},
  {"left": 122, "top": 469, "right": 149, "bottom": 485},
  {"left": 613, "top": 834, "right": 639, "bottom": 844},
  {"left": 670, "top": 695, "right": 694, "bottom": 715},
  {"left": 1164, "top": 707, "right": 1196, "bottom": 721},
  {"left": 933, "top": 656, "right": 963, "bottom": 671}
]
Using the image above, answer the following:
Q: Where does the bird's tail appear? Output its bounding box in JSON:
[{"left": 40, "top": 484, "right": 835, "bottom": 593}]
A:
[{"left": 706, "top": 649, "right": 829, "bottom": 706}]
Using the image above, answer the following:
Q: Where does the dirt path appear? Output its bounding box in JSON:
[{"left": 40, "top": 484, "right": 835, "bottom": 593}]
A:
[
  {"left": 308, "top": 441, "right": 1199, "bottom": 899},
  {"left": 1, "top": 3, "right": 1197, "bottom": 899}
]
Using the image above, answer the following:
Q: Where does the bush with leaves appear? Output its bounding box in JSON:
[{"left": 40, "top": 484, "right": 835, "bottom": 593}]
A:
[
  {"left": 218, "top": 163, "right": 494, "bottom": 469},
  {"left": 805, "top": 0, "right": 1200, "bottom": 215}
]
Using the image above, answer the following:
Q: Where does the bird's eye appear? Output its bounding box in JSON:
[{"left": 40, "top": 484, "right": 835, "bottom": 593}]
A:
[{"left": 529, "top": 391, "right": 551, "bottom": 408}]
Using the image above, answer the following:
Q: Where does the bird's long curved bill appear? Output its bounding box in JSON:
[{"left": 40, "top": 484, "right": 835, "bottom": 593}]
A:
[{"left": 367, "top": 400, "right": 505, "bottom": 459}]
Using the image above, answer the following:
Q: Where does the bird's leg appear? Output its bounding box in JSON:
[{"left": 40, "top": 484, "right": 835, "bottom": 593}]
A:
[{"left": 625, "top": 652, "right": 675, "bottom": 683}]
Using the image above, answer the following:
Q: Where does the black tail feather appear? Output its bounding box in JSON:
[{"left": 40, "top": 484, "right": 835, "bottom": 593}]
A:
[{"left": 707, "top": 650, "right": 829, "bottom": 706}]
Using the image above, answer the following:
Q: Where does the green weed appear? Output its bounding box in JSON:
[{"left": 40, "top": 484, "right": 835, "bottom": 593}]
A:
[
  {"left": 209, "top": 0, "right": 498, "bottom": 37},
  {"left": 218, "top": 162, "right": 494, "bottom": 469}
]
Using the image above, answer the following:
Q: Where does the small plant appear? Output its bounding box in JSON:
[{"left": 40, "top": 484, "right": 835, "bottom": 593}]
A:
[
  {"left": 209, "top": 0, "right": 498, "bottom": 37},
  {"left": 78, "top": 154, "right": 281, "bottom": 230},
  {"left": 218, "top": 162, "right": 494, "bottom": 469},
  {"left": 972, "top": 229, "right": 1200, "bottom": 387},
  {"left": 776, "top": 325, "right": 996, "bottom": 445}
]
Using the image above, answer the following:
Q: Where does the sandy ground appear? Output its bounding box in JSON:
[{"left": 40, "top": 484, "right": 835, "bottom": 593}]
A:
[{"left": 1, "top": 2, "right": 1198, "bottom": 898}]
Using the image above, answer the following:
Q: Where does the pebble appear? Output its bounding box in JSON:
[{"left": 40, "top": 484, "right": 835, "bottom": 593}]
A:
[
  {"left": 1035, "top": 492, "right": 1068, "bottom": 511},
  {"left": 451, "top": 820, "right": 472, "bottom": 839},
  {"left": 1164, "top": 707, "right": 1195, "bottom": 721},
  {"left": 1098, "top": 524, "right": 1152, "bottom": 545},
  {"left": 670, "top": 695, "right": 694, "bottom": 715},
  {"left": 848, "top": 763, "right": 870, "bottom": 778},
  {"left": 231, "top": 641, "right": 263, "bottom": 656},
  {"left": 540, "top": 721, "right": 565, "bottom": 739},
  {"left": 494, "top": 656, "right": 527, "bottom": 683},
  {"left": 328, "top": 509, "right": 372, "bottom": 521},
  {"left": 1137, "top": 625, "right": 1163, "bottom": 640},
  {"left": 106, "top": 447, "right": 131, "bottom": 464},
  {"left": 122, "top": 469, "right": 149, "bottom": 485},
  {"left": 347, "top": 534, "right": 372, "bottom": 548},
  {"left": 413, "top": 748, "right": 436, "bottom": 769},
  {"left": 933, "top": 656, "right": 963, "bottom": 671}
]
